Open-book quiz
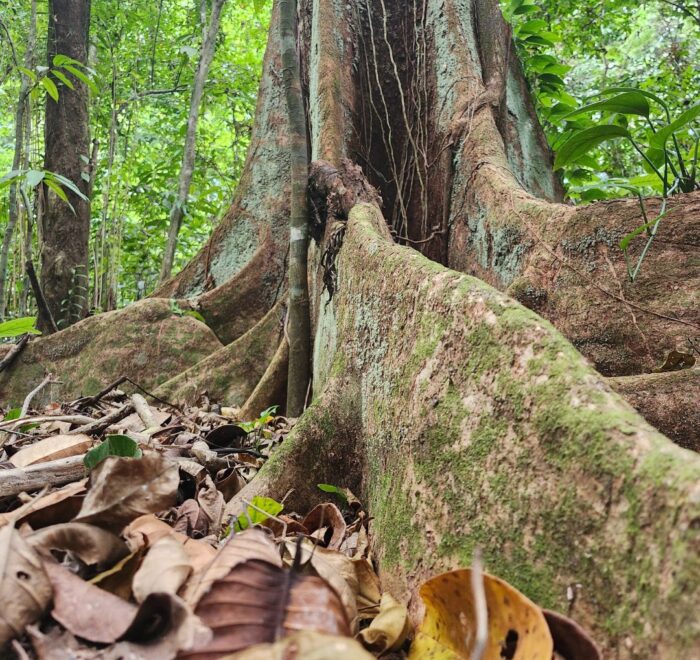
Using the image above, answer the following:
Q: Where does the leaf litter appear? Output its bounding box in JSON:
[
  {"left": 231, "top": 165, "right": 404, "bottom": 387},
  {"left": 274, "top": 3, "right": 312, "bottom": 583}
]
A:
[{"left": 0, "top": 387, "right": 601, "bottom": 658}]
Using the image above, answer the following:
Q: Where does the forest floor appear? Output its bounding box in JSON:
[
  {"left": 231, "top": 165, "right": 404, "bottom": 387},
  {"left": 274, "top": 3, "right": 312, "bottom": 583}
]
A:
[{"left": 0, "top": 385, "right": 601, "bottom": 659}]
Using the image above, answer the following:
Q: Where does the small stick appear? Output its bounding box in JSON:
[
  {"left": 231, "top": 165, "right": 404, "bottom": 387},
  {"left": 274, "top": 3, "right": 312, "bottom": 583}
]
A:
[
  {"left": 131, "top": 393, "right": 159, "bottom": 439},
  {"left": 0, "top": 414, "right": 95, "bottom": 430},
  {"left": 25, "top": 260, "right": 58, "bottom": 334},
  {"left": 20, "top": 374, "right": 53, "bottom": 418},
  {"left": 68, "top": 402, "right": 135, "bottom": 436},
  {"left": 76, "top": 375, "right": 127, "bottom": 410},
  {"left": 470, "top": 549, "right": 488, "bottom": 660},
  {"left": 0, "top": 334, "right": 30, "bottom": 374}
]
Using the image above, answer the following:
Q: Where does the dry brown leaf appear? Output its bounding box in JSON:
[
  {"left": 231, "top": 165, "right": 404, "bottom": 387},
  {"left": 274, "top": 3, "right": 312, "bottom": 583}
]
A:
[
  {"left": 45, "top": 560, "right": 137, "bottom": 644},
  {"left": 353, "top": 558, "right": 381, "bottom": 621},
  {"left": 173, "top": 499, "right": 210, "bottom": 538},
  {"left": 0, "top": 524, "right": 52, "bottom": 646},
  {"left": 182, "top": 558, "right": 351, "bottom": 659},
  {"left": 124, "top": 514, "right": 217, "bottom": 577},
  {"left": 543, "top": 609, "right": 602, "bottom": 660},
  {"left": 215, "top": 468, "right": 244, "bottom": 501},
  {"left": 132, "top": 534, "right": 192, "bottom": 603},
  {"left": 302, "top": 503, "right": 347, "bottom": 549},
  {"left": 357, "top": 593, "right": 410, "bottom": 654},
  {"left": 74, "top": 453, "right": 179, "bottom": 531},
  {"left": 90, "top": 548, "right": 145, "bottom": 600},
  {"left": 285, "top": 540, "right": 359, "bottom": 631},
  {"left": 223, "top": 631, "right": 374, "bottom": 659},
  {"left": 28, "top": 522, "right": 129, "bottom": 567},
  {"left": 27, "top": 624, "right": 94, "bottom": 660},
  {"left": 0, "top": 480, "right": 87, "bottom": 530},
  {"left": 183, "top": 528, "right": 281, "bottom": 607},
  {"left": 409, "top": 569, "right": 553, "bottom": 659},
  {"left": 9, "top": 434, "right": 93, "bottom": 468}
]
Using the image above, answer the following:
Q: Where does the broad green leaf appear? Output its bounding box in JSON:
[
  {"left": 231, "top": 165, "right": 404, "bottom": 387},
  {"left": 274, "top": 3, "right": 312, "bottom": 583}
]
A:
[
  {"left": 17, "top": 66, "right": 36, "bottom": 81},
  {"left": 24, "top": 170, "right": 45, "bottom": 188},
  {"left": 516, "top": 19, "right": 548, "bottom": 35},
  {"left": 45, "top": 172, "right": 88, "bottom": 201},
  {"left": 554, "top": 125, "right": 631, "bottom": 170},
  {"left": 563, "top": 92, "right": 650, "bottom": 119},
  {"left": 40, "top": 77, "right": 59, "bottom": 101},
  {"left": 62, "top": 64, "right": 99, "bottom": 94},
  {"left": 2, "top": 408, "right": 22, "bottom": 421},
  {"left": 83, "top": 434, "right": 142, "bottom": 471},
  {"left": 233, "top": 496, "right": 283, "bottom": 532},
  {"left": 0, "top": 170, "right": 24, "bottom": 188},
  {"left": 317, "top": 484, "right": 349, "bottom": 506},
  {"left": 599, "top": 87, "right": 669, "bottom": 112},
  {"left": 43, "top": 178, "right": 73, "bottom": 212},
  {"left": 650, "top": 103, "right": 700, "bottom": 148},
  {"left": 50, "top": 69, "right": 75, "bottom": 89},
  {"left": 0, "top": 316, "right": 41, "bottom": 338}
]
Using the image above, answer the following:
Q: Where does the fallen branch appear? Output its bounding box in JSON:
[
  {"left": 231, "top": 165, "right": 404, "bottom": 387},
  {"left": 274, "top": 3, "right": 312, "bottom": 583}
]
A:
[
  {"left": 0, "top": 454, "right": 86, "bottom": 498},
  {"left": 68, "top": 402, "right": 135, "bottom": 436},
  {"left": 20, "top": 374, "right": 54, "bottom": 418},
  {"left": 76, "top": 375, "right": 128, "bottom": 410}
]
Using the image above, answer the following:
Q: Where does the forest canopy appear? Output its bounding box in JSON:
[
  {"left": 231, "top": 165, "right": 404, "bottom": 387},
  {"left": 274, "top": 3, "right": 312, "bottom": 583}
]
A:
[{"left": 0, "top": 0, "right": 697, "bottom": 318}]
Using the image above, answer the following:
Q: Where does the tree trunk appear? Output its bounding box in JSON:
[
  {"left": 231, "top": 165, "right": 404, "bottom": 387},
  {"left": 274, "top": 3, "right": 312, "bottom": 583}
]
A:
[
  {"left": 2, "top": 1, "right": 699, "bottom": 654},
  {"left": 158, "top": 0, "right": 227, "bottom": 283},
  {"left": 41, "top": 0, "right": 91, "bottom": 329},
  {"left": 0, "top": 0, "right": 36, "bottom": 321},
  {"left": 281, "top": 0, "right": 311, "bottom": 416}
]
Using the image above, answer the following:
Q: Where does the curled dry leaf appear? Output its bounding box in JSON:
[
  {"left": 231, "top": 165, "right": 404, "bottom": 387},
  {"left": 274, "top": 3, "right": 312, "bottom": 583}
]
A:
[
  {"left": 133, "top": 535, "right": 193, "bottom": 603},
  {"left": 9, "top": 434, "right": 93, "bottom": 468},
  {"left": 28, "top": 522, "right": 129, "bottom": 568},
  {"left": 543, "top": 609, "right": 602, "bottom": 660},
  {"left": 223, "top": 630, "right": 374, "bottom": 659},
  {"left": 74, "top": 453, "right": 179, "bottom": 532},
  {"left": 353, "top": 558, "right": 381, "bottom": 621},
  {"left": 182, "top": 558, "right": 351, "bottom": 658},
  {"left": 45, "top": 560, "right": 137, "bottom": 644},
  {"left": 302, "top": 503, "right": 346, "bottom": 549},
  {"left": 173, "top": 499, "right": 211, "bottom": 538},
  {"left": 0, "top": 524, "right": 52, "bottom": 646},
  {"left": 357, "top": 593, "right": 410, "bottom": 654},
  {"left": 183, "top": 528, "right": 281, "bottom": 607},
  {"left": 409, "top": 569, "right": 553, "bottom": 659}
]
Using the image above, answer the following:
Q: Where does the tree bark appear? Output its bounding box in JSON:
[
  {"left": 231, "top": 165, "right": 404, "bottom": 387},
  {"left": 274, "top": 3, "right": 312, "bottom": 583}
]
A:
[
  {"left": 281, "top": 0, "right": 311, "bottom": 416},
  {"left": 41, "top": 0, "right": 91, "bottom": 329},
  {"left": 158, "top": 0, "right": 227, "bottom": 283}
]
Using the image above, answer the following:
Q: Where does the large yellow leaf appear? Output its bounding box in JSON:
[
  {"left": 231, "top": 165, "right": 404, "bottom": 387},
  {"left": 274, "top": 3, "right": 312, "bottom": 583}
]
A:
[{"left": 409, "top": 569, "right": 553, "bottom": 659}]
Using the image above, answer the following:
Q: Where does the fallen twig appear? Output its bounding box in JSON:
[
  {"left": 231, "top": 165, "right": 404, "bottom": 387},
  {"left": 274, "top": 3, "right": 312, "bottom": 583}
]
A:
[
  {"left": 68, "top": 402, "right": 135, "bottom": 436},
  {"left": 0, "top": 454, "right": 86, "bottom": 498},
  {"left": 76, "top": 376, "right": 128, "bottom": 410}
]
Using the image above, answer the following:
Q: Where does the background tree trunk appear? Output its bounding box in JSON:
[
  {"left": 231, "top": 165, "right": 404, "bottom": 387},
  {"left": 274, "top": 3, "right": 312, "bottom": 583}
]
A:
[
  {"left": 158, "top": 0, "right": 227, "bottom": 283},
  {"left": 41, "top": 0, "right": 91, "bottom": 329}
]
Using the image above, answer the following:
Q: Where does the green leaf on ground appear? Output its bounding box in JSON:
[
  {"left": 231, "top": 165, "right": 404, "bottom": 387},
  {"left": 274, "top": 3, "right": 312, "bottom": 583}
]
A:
[{"left": 83, "top": 435, "right": 142, "bottom": 471}]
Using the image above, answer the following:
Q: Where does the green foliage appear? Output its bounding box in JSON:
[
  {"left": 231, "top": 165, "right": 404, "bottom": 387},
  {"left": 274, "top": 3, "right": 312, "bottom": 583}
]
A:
[
  {"left": 237, "top": 405, "right": 278, "bottom": 434},
  {"left": 83, "top": 434, "right": 142, "bottom": 470},
  {"left": 233, "top": 495, "right": 283, "bottom": 532},
  {"left": 317, "top": 483, "right": 349, "bottom": 506},
  {"left": 0, "top": 316, "right": 40, "bottom": 338}
]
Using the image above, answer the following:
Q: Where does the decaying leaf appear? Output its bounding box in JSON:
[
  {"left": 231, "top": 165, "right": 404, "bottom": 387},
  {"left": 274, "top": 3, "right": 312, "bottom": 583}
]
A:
[
  {"left": 45, "top": 560, "right": 137, "bottom": 644},
  {"left": 90, "top": 548, "right": 145, "bottom": 600},
  {"left": 182, "top": 557, "right": 351, "bottom": 658},
  {"left": 357, "top": 593, "right": 410, "bottom": 654},
  {"left": 9, "top": 434, "right": 93, "bottom": 468},
  {"left": 183, "top": 528, "right": 281, "bottom": 607},
  {"left": 409, "top": 569, "right": 553, "bottom": 659},
  {"left": 655, "top": 349, "right": 696, "bottom": 372},
  {"left": 28, "top": 522, "right": 129, "bottom": 568},
  {"left": 1, "top": 480, "right": 87, "bottom": 530},
  {"left": 285, "top": 540, "right": 359, "bottom": 631},
  {"left": 302, "top": 502, "right": 347, "bottom": 549},
  {"left": 0, "top": 524, "right": 53, "bottom": 646},
  {"left": 173, "top": 499, "right": 211, "bottom": 538},
  {"left": 132, "top": 534, "right": 192, "bottom": 603},
  {"left": 224, "top": 631, "right": 374, "bottom": 659},
  {"left": 74, "top": 453, "right": 179, "bottom": 531},
  {"left": 543, "top": 609, "right": 602, "bottom": 660},
  {"left": 353, "top": 558, "right": 382, "bottom": 621}
]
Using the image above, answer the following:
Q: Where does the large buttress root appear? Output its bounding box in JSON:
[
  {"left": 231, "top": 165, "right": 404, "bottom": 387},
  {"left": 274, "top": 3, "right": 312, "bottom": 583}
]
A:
[{"left": 237, "top": 204, "right": 700, "bottom": 657}]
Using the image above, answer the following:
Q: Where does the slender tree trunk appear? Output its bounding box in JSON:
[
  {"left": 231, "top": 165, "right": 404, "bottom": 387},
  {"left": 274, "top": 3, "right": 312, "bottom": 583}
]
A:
[
  {"left": 158, "top": 0, "right": 227, "bottom": 283},
  {"left": 41, "top": 0, "right": 91, "bottom": 329},
  {"left": 281, "top": 0, "right": 310, "bottom": 416},
  {"left": 0, "top": 0, "right": 36, "bottom": 320}
]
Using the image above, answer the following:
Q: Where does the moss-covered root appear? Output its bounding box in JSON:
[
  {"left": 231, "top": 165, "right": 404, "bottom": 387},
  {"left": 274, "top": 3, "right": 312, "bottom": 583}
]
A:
[
  {"left": 239, "top": 338, "right": 289, "bottom": 419},
  {"left": 327, "top": 204, "right": 697, "bottom": 657},
  {"left": 224, "top": 378, "right": 362, "bottom": 519},
  {"left": 608, "top": 368, "right": 700, "bottom": 452},
  {"left": 0, "top": 298, "right": 223, "bottom": 406},
  {"left": 156, "top": 301, "right": 285, "bottom": 408}
]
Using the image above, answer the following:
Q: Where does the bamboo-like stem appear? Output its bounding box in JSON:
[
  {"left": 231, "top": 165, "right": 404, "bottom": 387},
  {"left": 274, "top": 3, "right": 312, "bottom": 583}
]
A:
[{"left": 281, "top": 0, "right": 310, "bottom": 417}]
